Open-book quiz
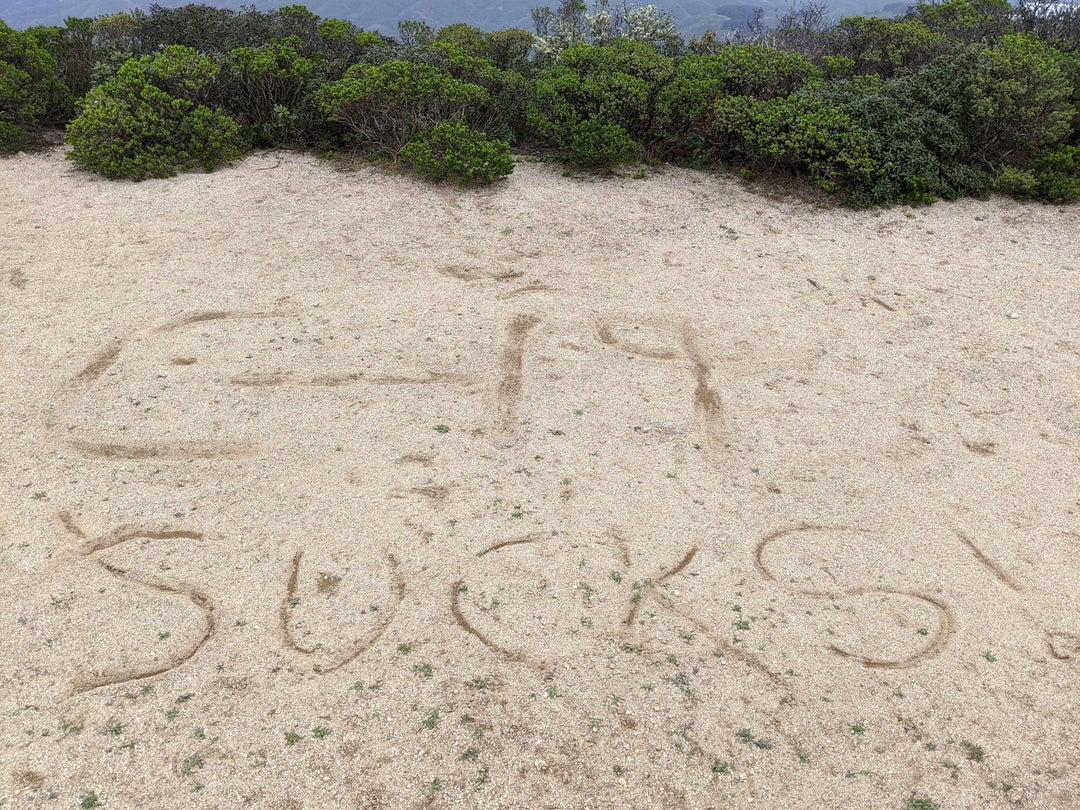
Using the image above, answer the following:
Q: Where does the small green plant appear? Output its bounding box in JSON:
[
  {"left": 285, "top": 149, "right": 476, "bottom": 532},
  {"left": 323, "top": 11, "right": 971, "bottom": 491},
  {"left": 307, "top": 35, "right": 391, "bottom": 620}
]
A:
[
  {"left": 736, "top": 727, "right": 773, "bottom": 749},
  {"left": 312, "top": 726, "right": 331, "bottom": 739},
  {"left": 284, "top": 731, "right": 301, "bottom": 746},
  {"left": 961, "top": 740, "right": 985, "bottom": 763},
  {"left": 401, "top": 118, "right": 513, "bottom": 185},
  {"left": 462, "top": 746, "right": 480, "bottom": 761},
  {"left": 905, "top": 797, "right": 940, "bottom": 810},
  {"left": 413, "top": 662, "right": 434, "bottom": 679},
  {"left": 421, "top": 709, "right": 440, "bottom": 729},
  {"left": 80, "top": 793, "right": 100, "bottom": 809},
  {"left": 179, "top": 753, "right": 204, "bottom": 775},
  {"left": 433, "top": 424, "right": 451, "bottom": 433},
  {"left": 60, "top": 721, "right": 83, "bottom": 737}
]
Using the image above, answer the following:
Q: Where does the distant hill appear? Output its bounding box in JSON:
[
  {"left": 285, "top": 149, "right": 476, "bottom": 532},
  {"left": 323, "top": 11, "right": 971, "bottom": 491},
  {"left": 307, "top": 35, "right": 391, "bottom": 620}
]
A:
[{"left": 1, "top": 0, "right": 912, "bottom": 37}]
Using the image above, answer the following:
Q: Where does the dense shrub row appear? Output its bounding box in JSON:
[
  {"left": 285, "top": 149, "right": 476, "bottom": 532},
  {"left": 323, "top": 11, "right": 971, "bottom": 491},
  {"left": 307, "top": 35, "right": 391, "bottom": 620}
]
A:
[{"left": 1, "top": 0, "right": 1078, "bottom": 201}]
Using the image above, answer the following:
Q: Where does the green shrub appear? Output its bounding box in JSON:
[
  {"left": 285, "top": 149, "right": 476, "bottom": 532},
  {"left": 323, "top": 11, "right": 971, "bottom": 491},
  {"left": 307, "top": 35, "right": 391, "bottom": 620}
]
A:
[
  {"left": 0, "top": 120, "right": 21, "bottom": 151},
  {"left": 822, "top": 55, "right": 857, "bottom": 80},
  {"left": 710, "top": 92, "right": 877, "bottom": 195},
  {"left": 967, "top": 34, "right": 1078, "bottom": 165},
  {"left": 825, "top": 17, "right": 950, "bottom": 77},
  {"left": 1013, "top": 0, "right": 1080, "bottom": 55},
  {"left": 130, "top": 4, "right": 250, "bottom": 53},
  {"left": 90, "top": 11, "right": 142, "bottom": 55},
  {"left": 92, "top": 4, "right": 375, "bottom": 71},
  {"left": 0, "top": 19, "right": 69, "bottom": 151},
  {"left": 1031, "top": 146, "right": 1080, "bottom": 201},
  {"left": 66, "top": 46, "right": 241, "bottom": 179},
  {"left": 223, "top": 37, "right": 317, "bottom": 144},
  {"left": 824, "top": 63, "right": 991, "bottom": 206},
  {"left": 428, "top": 42, "right": 533, "bottom": 141},
  {"left": 529, "top": 39, "right": 674, "bottom": 168},
  {"left": 997, "top": 146, "right": 1080, "bottom": 201},
  {"left": 317, "top": 60, "right": 489, "bottom": 156},
  {"left": 400, "top": 118, "right": 513, "bottom": 184},
  {"left": 995, "top": 164, "right": 1039, "bottom": 197},
  {"left": 566, "top": 116, "right": 636, "bottom": 167},
  {"left": 486, "top": 27, "right": 535, "bottom": 73},
  {"left": 436, "top": 23, "right": 491, "bottom": 59},
  {"left": 25, "top": 18, "right": 95, "bottom": 102},
  {"left": 654, "top": 47, "right": 822, "bottom": 154},
  {"left": 139, "top": 41, "right": 220, "bottom": 101},
  {"left": 912, "top": 0, "right": 1013, "bottom": 43}
]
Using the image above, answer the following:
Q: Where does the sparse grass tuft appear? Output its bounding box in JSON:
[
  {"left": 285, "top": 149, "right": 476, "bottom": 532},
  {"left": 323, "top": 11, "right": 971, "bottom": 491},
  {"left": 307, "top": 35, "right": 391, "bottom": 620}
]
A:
[
  {"left": 413, "top": 662, "right": 434, "bottom": 679},
  {"left": 179, "top": 753, "right": 204, "bottom": 775},
  {"left": 961, "top": 741, "right": 985, "bottom": 763}
]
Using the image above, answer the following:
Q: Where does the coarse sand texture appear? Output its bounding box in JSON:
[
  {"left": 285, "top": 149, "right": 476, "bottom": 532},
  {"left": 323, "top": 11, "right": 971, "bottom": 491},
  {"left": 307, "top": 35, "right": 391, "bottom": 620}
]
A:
[{"left": 0, "top": 147, "right": 1078, "bottom": 808}]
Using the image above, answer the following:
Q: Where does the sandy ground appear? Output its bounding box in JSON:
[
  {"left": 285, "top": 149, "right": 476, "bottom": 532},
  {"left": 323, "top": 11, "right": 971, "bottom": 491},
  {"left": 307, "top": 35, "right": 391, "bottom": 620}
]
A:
[{"left": 0, "top": 146, "right": 1078, "bottom": 809}]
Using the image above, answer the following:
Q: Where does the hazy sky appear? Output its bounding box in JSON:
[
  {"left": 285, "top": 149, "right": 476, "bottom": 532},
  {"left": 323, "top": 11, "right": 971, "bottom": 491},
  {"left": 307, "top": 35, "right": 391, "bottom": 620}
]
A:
[{"left": 1, "top": 0, "right": 910, "bottom": 35}]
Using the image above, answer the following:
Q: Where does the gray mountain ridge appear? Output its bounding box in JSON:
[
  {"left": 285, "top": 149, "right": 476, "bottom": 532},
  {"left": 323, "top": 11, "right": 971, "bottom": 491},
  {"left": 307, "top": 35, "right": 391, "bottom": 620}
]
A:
[{"left": 1, "top": 0, "right": 913, "bottom": 38}]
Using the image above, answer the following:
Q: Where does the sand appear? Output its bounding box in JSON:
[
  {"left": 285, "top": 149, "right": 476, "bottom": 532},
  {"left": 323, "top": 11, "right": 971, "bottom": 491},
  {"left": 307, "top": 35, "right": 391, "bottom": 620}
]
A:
[{"left": 0, "top": 146, "right": 1078, "bottom": 808}]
